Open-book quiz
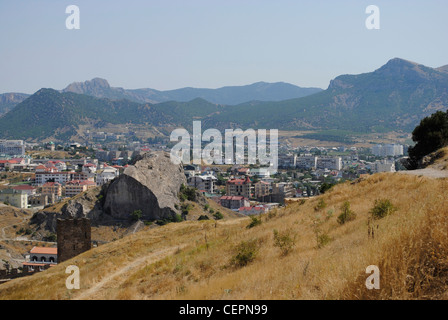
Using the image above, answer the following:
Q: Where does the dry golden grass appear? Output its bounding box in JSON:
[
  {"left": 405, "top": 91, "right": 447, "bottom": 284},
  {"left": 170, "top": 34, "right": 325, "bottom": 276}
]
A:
[{"left": 1, "top": 172, "right": 447, "bottom": 300}]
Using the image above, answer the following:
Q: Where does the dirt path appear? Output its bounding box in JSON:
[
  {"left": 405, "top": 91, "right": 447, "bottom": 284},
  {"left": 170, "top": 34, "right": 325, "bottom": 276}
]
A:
[
  {"left": 73, "top": 245, "right": 184, "bottom": 300},
  {"left": 399, "top": 168, "right": 448, "bottom": 179}
]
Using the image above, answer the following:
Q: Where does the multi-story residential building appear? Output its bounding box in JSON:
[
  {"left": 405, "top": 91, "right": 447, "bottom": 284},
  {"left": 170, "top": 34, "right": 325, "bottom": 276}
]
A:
[
  {"left": 316, "top": 156, "right": 343, "bottom": 171},
  {"left": 187, "top": 174, "right": 217, "bottom": 194},
  {"left": 254, "top": 181, "right": 270, "bottom": 199},
  {"left": 373, "top": 160, "right": 396, "bottom": 173},
  {"left": 0, "top": 140, "right": 25, "bottom": 157},
  {"left": 42, "top": 182, "right": 63, "bottom": 197},
  {"left": 272, "top": 182, "right": 296, "bottom": 198},
  {"left": 82, "top": 163, "right": 97, "bottom": 174},
  {"left": 11, "top": 185, "right": 36, "bottom": 196},
  {"left": 71, "top": 172, "right": 95, "bottom": 183},
  {"left": 226, "top": 176, "right": 251, "bottom": 199},
  {"left": 219, "top": 196, "right": 250, "bottom": 210},
  {"left": 35, "top": 171, "right": 73, "bottom": 186},
  {"left": 278, "top": 154, "right": 297, "bottom": 168},
  {"left": 0, "top": 189, "right": 28, "bottom": 209},
  {"left": 65, "top": 180, "right": 96, "bottom": 197},
  {"left": 46, "top": 160, "right": 67, "bottom": 171},
  {"left": 96, "top": 166, "right": 119, "bottom": 186},
  {"left": 371, "top": 144, "right": 404, "bottom": 157},
  {"left": 296, "top": 155, "right": 318, "bottom": 169}
]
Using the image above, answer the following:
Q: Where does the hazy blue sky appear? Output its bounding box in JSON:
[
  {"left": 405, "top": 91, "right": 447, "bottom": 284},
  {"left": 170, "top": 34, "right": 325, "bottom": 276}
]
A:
[{"left": 0, "top": 0, "right": 447, "bottom": 94}]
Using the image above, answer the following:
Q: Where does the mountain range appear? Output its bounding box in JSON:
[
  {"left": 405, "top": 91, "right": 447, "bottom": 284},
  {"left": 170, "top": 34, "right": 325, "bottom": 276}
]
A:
[
  {"left": 62, "top": 78, "right": 323, "bottom": 105},
  {"left": 0, "top": 58, "right": 447, "bottom": 142}
]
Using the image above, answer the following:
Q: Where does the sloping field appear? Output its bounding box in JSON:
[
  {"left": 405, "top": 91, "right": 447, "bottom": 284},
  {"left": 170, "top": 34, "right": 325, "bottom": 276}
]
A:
[{"left": 0, "top": 173, "right": 447, "bottom": 300}]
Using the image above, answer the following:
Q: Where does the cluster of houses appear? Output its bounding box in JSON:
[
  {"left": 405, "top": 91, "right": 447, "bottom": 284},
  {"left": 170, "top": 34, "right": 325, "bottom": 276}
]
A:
[
  {"left": 183, "top": 148, "right": 402, "bottom": 215},
  {"left": 0, "top": 157, "right": 122, "bottom": 209},
  {"left": 184, "top": 164, "right": 296, "bottom": 215}
]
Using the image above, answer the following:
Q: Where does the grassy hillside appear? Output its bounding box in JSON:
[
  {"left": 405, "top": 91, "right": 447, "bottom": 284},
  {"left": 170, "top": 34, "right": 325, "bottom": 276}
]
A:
[{"left": 0, "top": 173, "right": 447, "bottom": 300}]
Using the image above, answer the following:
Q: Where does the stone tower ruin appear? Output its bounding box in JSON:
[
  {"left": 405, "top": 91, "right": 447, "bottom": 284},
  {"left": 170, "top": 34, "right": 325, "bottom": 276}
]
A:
[{"left": 57, "top": 218, "right": 91, "bottom": 263}]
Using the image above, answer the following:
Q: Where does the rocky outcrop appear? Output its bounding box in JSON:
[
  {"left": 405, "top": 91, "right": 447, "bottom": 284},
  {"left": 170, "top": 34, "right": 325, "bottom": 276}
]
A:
[
  {"left": 102, "top": 151, "right": 186, "bottom": 220},
  {"left": 30, "top": 187, "right": 104, "bottom": 232},
  {"left": 30, "top": 151, "right": 187, "bottom": 233}
]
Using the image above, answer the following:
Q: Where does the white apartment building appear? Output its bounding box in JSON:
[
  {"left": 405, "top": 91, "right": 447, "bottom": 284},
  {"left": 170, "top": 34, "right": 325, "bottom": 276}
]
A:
[
  {"left": 316, "top": 156, "right": 343, "bottom": 171},
  {"left": 35, "top": 172, "right": 73, "bottom": 186},
  {"left": 96, "top": 167, "right": 120, "bottom": 186},
  {"left": 372, "top": 144, "right": 404, "bottom": 157},
  {"left": 0, "top": 140, "right": 25, "bottom": 156},
  {"left": 373, "top": 160, "right": 396, "bottom": 173}
]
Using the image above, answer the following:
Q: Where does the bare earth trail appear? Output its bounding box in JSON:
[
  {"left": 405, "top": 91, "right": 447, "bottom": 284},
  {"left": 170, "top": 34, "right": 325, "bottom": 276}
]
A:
[
  {"left": 73, "top": 245, "right": 186, "bottom": 300},
  {"left": 73, "top": 218, "right": 246, "bottom": 300},
  {"left": 398, "top": 168, "right": 448, "bottom": 179}
]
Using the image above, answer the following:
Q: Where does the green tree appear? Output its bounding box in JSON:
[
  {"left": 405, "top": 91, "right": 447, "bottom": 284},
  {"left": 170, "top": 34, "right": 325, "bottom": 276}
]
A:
[
  {"left": 131, "top": 209, "right": 143, "bottom": 221},
  {"left": 407, "top": 111, "right": 448, "bottom": 169}
]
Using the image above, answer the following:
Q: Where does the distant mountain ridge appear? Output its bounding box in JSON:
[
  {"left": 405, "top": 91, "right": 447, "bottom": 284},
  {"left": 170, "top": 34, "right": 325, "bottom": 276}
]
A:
[
  {"left": 203, "top": 58, "right": 448, "bottom": 133},
  {"left": 1, "top": 58, "right": 447, "bottom": 142},
  {"left": 62, "top": 79, "right": 323, "bottom": 105},
  {"left": 0, "top": 93, "right": 30, "bottom": 115}
]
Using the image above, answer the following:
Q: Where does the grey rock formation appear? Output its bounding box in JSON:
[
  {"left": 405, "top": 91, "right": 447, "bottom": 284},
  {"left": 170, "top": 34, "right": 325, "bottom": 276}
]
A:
[{"left": 102, "top": 151, "right": 186, "bottom": 220}]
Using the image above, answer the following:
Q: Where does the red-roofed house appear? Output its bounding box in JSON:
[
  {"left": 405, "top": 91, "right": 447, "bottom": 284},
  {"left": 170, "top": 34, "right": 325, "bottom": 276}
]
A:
[
  {"left": 220, "top": 195, "right": 250, "bottom": 210},
  {"left": 65, "top": 180, "right": 96, "bottom": 197},
  {"left": 12, "top": 184, "right": 36, "bottom": 196},
  {"left": 238, "top": 205, "right": 269, "bottom": 215},
  {"left": 23, "top": 246, "right": 58, "bottom": 272}
]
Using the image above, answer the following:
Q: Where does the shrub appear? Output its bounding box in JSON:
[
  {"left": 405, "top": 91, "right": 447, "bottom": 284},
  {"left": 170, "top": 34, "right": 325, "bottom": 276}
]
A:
[
  {"left": 337, "top": 201, "right": 356, "bottom": 225},
  {"left": 246, "top": 215, "right": 262, "bottom": 229},
  {"left": 317, "top": 233, "right": 332, "bottom": 248},
  {"left": 213, "top": 211, "right": 224, "bottom": 220},
  {"left": 198, "top": 215, "right": 210, "bottom": 221},
  {"left": 172, "top": 213, "right": 183, "bottom": 222},
  {"left": 231, "top": 239, "right": 260, "bottom": 267},
  {"left": 266, "top": 210, "right": 278, "bottom": 221},
  {"left": 314, "top": 198, "right": 327, "bottom": 212},
  {"left": 179, "top": 184, "right": 197, "bottom": 202},
  {"left": 273, "top": 229, "right": 296, "bottom": 256},
  {"left": 44, "top": 233, "right": 57, "bottom": 242},
  {"left": 131, "top": 209, "right": 143, "bottom": 221},
  {"left": 319, "top": 182, "right": 335, "bottom": 194},
  {"left": 370, "top": 199, "right": 397, "bottom": 220},
  {"left": 156, "top": 219, "right": 169, "bottom": 226},
  {"left": 181, "top": 203, "right": 192, "bottom": 216}
]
